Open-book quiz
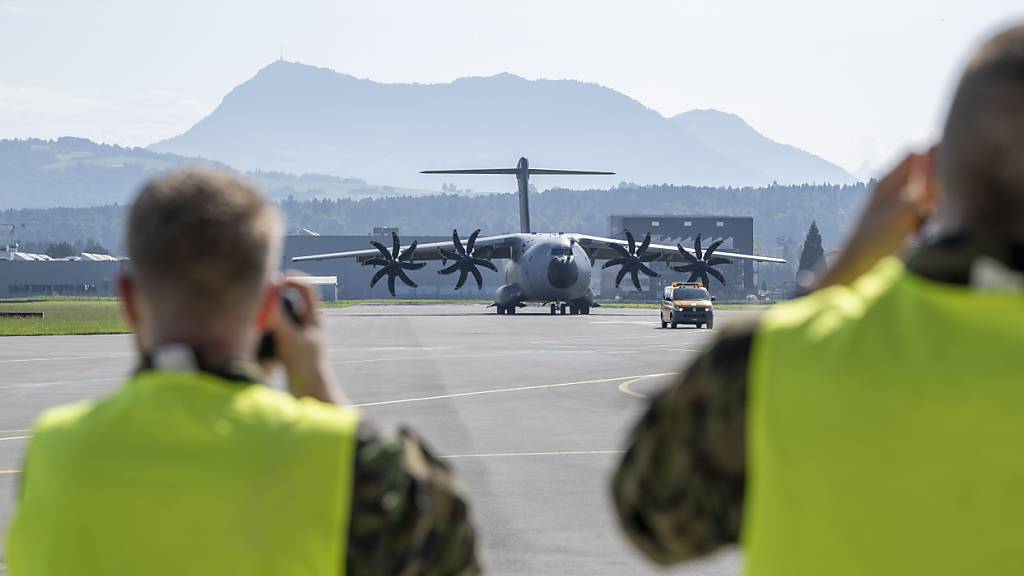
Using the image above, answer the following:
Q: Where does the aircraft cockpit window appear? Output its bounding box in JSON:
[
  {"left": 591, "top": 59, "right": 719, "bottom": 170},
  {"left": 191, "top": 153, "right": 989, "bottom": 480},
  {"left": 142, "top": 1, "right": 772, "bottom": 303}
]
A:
[{"left": 550, "top": 247, "right": 573, "bottom": 256}]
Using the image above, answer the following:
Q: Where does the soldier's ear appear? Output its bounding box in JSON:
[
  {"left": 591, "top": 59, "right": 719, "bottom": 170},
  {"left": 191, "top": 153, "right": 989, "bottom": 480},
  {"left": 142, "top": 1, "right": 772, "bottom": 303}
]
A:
[{"left": 117, "top": 274, "right": 140, "bottom": 329}]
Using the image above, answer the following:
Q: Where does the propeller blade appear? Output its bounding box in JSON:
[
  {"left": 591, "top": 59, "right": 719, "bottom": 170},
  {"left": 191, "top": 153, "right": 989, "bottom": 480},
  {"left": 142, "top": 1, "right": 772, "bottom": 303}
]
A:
[
  {"left": 614, "top": 266, "right": 629, "bottom": 288},
  {"left": 672, "top": 264, "right": 702, "bottom": 274},
  {"left": 707, "top": 267, "right": 727, "bottom": 285},
  {"left": 455, "top": 269, "right": 469, "bottom": 290},
  {"left": 439, "top": 247, "right": 459, "bottom": 260},
  {"left": 677, "top": 244, "right": 701, "bottom": 265},
  {"left": 363, "top": 257, "right": 389, "bottom": 267},
  {"left": 625, "top": 229, "right": 636, "bottom": 254},
  {"left": 694, "top": 234, "right": 703, "bottom": 260},
  {"left": 706, "top": 256, "right": 732, "bottom": 267},
  {"left": 398, "top": 240, "right": 418, "bottom": 262},
  {"left": 452, "top": 229, "right": 465, "bottom": 255},
  {"left": 609, "top": 244, "right": 631, "bottom": 259},
  {"left": 637, "top": 263, "right": 659, "bottom": 278},
  {"left": 370, "top": 267, "right": 389, "bottom": 287},
  {"left": 438, "top": 262, "right": 461, "bottom": 275},
  {"left": 630, "top": 269, "right": 642, "bottom": 291},
  {"left": 400, "top": 261, "right": 427, "bottom": 270},
  {"left": 470, "top": 258, "right": 498, "bottom": 272},
  {"left": 688, "top": 271, "right": 701, "bottom": 283},
  {"left": 602, "top": 257, "right": 629, "bottom": 269},
  {"left": 699, "top": 271, "right": 711, "bottom": 288},
  {"left": 637, "top": 233, "right": 651, "bottom": 256},
  {"left": 397, "top": 268, "right": 419, "bottom": 288},
  {"left": 470, "top": 266, "right": 483, "bottom": 289},
  {"left": 466, "top": 229, "right": 481, "bottom": 254},
  {"left": 370, "top": 241, "right": 392, "bottom": 261},
  {"left": 387, "top": 274, "right": 397, "bottom": 296},
  {"left": 703, "top": 239, "right": 725, "bottom": 261},
  {"left": 391, "top": 232, "right": 401, "bottom": 259}
]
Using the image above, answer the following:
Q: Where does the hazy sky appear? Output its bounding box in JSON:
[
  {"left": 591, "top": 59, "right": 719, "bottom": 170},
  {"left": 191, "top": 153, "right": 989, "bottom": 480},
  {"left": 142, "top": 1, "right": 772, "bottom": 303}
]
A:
[{"left": 1, "top": 0, "right": 1021, "bottom": 174}]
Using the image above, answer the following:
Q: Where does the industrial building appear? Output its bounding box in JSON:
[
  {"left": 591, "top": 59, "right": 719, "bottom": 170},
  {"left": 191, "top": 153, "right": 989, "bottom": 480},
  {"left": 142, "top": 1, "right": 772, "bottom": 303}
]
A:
[
  {"left": 2, "top": 216, "right": 768, "bottom": 301},
  {"left": 605, "top": 215, "right": 758, "bottom": 300}
]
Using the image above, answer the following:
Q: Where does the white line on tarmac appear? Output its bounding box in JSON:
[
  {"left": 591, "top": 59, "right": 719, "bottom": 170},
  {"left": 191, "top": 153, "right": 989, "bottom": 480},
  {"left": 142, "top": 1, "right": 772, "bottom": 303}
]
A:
[
  {"left": 0, "top": 429, "right": 30, "bottom": 434},
  {"left": 0, "top": 469, "right": 20, "bottom": 475},
  {"left": 617, "top": 373, "right": 680, "bottom": 399},
  {"left": 352, "top": 372, "right": 679, "bottom": 408},
  {"left": 0, "top": 353, "right": 131, "bottom": 364},
  {"left": 0, "top": 435, "right": 30, "bottom": 442},
  {"left": 0, "top": 377, "right": 122, "bottom": 390},
  {"left": 441, "top": 450, "right": 624, "bottom": 459}
]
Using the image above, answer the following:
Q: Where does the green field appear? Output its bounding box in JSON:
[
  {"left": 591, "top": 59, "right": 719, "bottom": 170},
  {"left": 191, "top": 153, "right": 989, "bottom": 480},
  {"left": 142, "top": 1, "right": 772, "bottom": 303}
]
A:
[
  {"left": 0, "top": 298, "right": 772, "bottom": 336},
  {"left": 0, "top": 299, "right": 128, "bottom": 336}
]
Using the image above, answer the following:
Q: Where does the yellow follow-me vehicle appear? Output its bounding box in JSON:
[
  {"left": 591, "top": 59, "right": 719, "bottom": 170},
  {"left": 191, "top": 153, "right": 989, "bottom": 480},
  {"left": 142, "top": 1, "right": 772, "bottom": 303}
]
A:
[{"left": 660, "top": 282, "right": 714, "bottom": 329}]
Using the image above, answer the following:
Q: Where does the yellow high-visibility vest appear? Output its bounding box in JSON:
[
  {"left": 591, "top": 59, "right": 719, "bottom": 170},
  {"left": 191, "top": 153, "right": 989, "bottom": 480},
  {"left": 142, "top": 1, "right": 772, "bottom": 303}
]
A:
[
  {"left": 746, "top": 257, "right": 1024, "bottom": 576},
  {"left": 6, "top": 369, "right": 359, "bottom": 576}
]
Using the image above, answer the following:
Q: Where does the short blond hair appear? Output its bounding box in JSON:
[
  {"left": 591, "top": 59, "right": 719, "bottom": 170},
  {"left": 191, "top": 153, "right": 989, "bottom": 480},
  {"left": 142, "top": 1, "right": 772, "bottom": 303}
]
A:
[{"left": 127, "top": 169, "right": 282, "bottom": 323}]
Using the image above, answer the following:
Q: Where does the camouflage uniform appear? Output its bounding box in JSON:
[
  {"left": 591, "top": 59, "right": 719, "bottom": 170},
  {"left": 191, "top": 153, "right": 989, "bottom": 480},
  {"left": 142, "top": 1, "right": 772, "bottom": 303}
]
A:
[
  {"left": 611, "top": 236, "right": 1024, "bottom": 566},
  {"left": 349, "top": 423, "right": 480, "bottom": 575}
]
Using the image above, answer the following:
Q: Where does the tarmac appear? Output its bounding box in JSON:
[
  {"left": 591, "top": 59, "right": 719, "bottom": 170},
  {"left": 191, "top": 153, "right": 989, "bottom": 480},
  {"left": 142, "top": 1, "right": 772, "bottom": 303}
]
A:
[{"left": 0, "top": 304, "right": 759, "bottom": 575}]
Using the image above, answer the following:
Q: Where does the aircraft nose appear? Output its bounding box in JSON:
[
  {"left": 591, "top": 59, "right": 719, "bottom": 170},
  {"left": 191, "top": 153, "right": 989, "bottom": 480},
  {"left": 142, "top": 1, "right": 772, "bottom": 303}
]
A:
[{"left": 547, "top": 257, "right": 579, "bottom": 289}]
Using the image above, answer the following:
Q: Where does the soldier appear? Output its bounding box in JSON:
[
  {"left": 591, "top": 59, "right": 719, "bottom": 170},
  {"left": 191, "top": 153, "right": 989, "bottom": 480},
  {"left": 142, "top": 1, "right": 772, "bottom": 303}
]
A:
[
  {"left": 612, "top": 24, "right": 1024, "bottom": 576},
  {"left": 6, "top": 169, "right": 480, "bottom": 575}
]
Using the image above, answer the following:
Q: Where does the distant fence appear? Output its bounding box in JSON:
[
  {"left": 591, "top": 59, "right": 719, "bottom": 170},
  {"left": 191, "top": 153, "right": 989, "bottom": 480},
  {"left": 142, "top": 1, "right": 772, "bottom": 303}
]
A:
[{"left": 0, "top": 312, "right": 44, "bottom": 319}]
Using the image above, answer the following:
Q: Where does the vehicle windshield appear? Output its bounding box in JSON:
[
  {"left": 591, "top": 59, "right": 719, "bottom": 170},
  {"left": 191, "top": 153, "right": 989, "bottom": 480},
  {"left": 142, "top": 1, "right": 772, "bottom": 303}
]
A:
[{"left": 672, "top": 287, "right": 710, "bottom": 300}]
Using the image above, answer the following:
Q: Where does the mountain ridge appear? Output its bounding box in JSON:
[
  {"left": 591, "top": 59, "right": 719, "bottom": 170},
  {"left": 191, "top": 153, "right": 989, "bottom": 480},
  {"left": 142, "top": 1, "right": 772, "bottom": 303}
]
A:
[{"left": 152, "top": 61, "right": 853, "bottom": 190}]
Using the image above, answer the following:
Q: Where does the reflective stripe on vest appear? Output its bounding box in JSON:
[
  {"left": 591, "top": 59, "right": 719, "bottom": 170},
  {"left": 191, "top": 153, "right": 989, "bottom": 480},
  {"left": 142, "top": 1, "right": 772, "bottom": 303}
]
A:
[
  {"left": 746, "top": 257, "right": 1024, "bottom": 576},
  {"left": 7, "top": 371, "right": 359, "bottom": 576}
]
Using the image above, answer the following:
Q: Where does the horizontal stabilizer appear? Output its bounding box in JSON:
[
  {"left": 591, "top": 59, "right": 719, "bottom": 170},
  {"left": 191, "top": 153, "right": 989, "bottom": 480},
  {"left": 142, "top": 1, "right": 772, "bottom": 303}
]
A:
[
  {"left": 421, "top": 168, "right": 614, "bottom": 175},
  {"left": 421, "top": 168, "right": 519, "bottom": 175}
]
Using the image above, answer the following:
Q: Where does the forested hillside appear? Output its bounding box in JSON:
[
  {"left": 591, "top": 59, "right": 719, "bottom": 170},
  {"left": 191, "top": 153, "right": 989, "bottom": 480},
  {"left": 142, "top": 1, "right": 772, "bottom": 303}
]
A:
[{"left": 3, "top": 182, "right": 868, "bottom": 260}]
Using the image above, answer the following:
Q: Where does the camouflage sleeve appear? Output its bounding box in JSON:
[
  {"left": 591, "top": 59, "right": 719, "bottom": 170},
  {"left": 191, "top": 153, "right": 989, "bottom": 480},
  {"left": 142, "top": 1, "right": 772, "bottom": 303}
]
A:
[
  {"left": 611, "top": 320, "right": 757, "bottom": 565},
  {"left": 347, "top": 423, "right": 481, "bottom": 576}
]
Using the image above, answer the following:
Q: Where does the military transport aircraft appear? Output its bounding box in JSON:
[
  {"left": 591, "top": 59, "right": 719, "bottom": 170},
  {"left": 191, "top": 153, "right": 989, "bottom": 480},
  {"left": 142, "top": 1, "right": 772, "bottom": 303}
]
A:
[{"left": 292, "top": 157, "right": 785, "bottom": 315}]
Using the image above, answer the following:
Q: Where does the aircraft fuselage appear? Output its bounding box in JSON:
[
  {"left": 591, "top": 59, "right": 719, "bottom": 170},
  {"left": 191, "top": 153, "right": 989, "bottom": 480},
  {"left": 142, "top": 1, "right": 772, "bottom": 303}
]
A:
[{"left": 495, "top": 233, "right": 594, "bottom": 306}]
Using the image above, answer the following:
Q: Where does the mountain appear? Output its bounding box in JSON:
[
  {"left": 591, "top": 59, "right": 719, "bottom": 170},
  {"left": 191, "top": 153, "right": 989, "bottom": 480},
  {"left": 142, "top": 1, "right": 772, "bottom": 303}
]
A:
[
  {"left": 671, "top": 110, "right": 854, "bottom": 185},
  {"left": 152, "top": 61, "right": 854, "bottom": 191},
  {"left": 0, "top": 137, "right": 434, "bottom": 209}
]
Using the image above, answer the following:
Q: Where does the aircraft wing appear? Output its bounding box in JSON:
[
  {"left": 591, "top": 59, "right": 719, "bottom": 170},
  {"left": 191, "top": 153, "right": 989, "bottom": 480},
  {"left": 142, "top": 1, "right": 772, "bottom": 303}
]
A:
[
  {"left": 292, "top": 233, "right": 520, "bottom": 263},
  {"left": 572, "top": 234, "right": 786, "bottom": 264}
]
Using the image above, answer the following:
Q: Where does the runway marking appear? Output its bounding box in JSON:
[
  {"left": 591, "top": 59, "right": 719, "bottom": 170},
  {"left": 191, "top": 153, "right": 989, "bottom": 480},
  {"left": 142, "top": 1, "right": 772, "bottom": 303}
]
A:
[
  {"left": 0, "top": 435, "right": 30, "bottom": 442},
  {"left": 0, "top": 377, "right": 122, "bottom": 390},
  {"left": 0, "top": 353, "right": 131, "bottom": 364},
  {"left": 441, "top": 450, "right": 624, "bottom": 459},
  {"left": 353, "top": 372, "right": 679, "bottom": 408},
  {"left": 0, "top": 469, "right": 20, "bottom": 476},
  {"left": 0, "top": 429, "right": 31, "bottom": 434},
  {"left": 617, "top": 373, "right": 678, "bottom": 399},
  {"left": 587, "top": 321, "right": 657, "bottom": 325}
]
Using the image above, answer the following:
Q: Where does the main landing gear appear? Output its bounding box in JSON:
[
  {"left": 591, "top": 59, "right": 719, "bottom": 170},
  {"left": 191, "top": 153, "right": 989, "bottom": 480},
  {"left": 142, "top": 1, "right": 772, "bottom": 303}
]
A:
[{"left": 548, "top": 302, "right": 590, "bottom": 315}]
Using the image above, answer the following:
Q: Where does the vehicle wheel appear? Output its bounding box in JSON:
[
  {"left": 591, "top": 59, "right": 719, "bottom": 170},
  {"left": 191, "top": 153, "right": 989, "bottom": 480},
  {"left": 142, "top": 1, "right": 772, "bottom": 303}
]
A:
[
  {"left": 508, "top": 305, "right": 517, "bottom": 315},
  {"left": 560, "top": 304, "right": 567, "bottom": 315},
  {"left": 661, "top": 320, "right": 668, "bottom": 328},
  {"left": 581, "top": 305, "right": 590, "bottom": 315},
  {"left": 497, "top": 306, "right": 506, "bottom": 315},
  {"left": 696, "top": 323, "right": 703, "bottom": 329},
  {"left": 570, "top": 304, "right": 579, "bottom": 315},
  {"left": 671, "top": 322, "right": 678, "bottom": 329},
  {"left": 706, "top": 317, "right": 714, "bottom": 329},
  {"left": 550, "top": 303, "right": 557, "bottom": 315}
]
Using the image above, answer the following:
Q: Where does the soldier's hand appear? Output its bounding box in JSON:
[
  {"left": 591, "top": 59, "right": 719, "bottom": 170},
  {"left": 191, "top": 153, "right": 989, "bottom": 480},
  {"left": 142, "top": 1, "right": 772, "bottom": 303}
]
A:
[
  {"left": 269, "top": 278, "right": 348, "bottom": 405},
  {"left": 815, "top": 150, "right": 937, "bottom": 290}
]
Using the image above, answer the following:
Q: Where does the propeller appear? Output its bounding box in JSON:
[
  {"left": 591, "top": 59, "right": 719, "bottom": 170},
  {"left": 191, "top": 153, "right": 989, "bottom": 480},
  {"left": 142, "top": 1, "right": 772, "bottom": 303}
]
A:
[
  {"left": 672, "top": 234, "right": 731, "bottom": 287},
  {"left": 602, "top": 229, "right": 660, "bottom": 291},
  {"left": 363, "top": 231, "right": 427, "bottom": 296},
  {"left": 438, "top": 229, "right": 498, "bottom": 289}
]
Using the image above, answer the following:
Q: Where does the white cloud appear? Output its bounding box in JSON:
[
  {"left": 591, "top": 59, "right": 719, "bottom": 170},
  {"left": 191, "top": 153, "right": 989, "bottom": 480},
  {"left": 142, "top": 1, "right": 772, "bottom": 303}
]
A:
[{"left": 0, "top": 85, "right": 212, "bottom": 146}]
